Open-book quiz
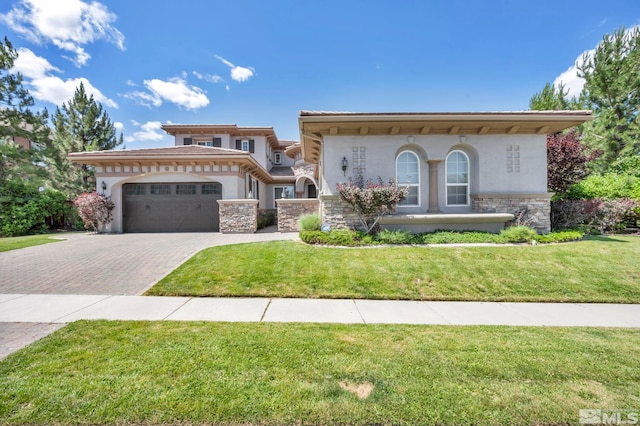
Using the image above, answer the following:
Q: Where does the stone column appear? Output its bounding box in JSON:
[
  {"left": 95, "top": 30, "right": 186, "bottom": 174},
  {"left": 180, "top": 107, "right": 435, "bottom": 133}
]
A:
[{"left": 427, "top": 160, "right": 442, "bottom": 213}]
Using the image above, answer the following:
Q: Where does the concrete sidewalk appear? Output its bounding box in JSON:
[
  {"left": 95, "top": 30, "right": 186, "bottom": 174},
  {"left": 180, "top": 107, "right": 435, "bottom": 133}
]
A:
[{"left": 1, "top": 293, "right": 639, "bottom": 327}]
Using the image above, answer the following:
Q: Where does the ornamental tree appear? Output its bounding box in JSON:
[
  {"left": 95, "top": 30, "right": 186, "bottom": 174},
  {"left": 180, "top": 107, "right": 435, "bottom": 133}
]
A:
[
  {"left": 547, "top": 129, "right": 601, "bottom": 195},
  {"left": 336, "top": 174, "right": 408, "bottom": 234},
  {"left": 74, "top": 192, "right": 115, "bottom": 233}
]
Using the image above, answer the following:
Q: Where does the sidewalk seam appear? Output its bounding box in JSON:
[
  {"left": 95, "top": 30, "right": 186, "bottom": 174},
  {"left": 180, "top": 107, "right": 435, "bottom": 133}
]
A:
[
  {"left": 54, "top": 295, "right": 113, "bottom": 323},
  {"left": 353, "top": 300, "right": 366, "bottom": 324},
  {"left": 162, "top": 297, "right": 193, "bottom": 320},
  {"left": 260, "top": 299, "right": 272, "bottom": 322}
]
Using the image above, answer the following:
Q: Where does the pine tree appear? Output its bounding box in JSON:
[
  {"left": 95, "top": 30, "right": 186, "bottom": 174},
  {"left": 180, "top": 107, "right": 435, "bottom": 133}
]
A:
[
  {"left": 0, "top": 37, "right": 50, "bottom": 183},
  {"left": 529, "top": 82, "right": 583, "bottom": 111},
  {"left": 46, "top": 82, "right": 123, "bottom": 196},
  {"left": 578, "top": 26, "right": 640, "bottom": 172}
]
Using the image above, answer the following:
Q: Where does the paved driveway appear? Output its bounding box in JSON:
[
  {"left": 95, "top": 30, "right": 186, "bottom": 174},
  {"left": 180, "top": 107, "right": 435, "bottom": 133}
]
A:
[{"left": 0, "top": 231, "right": 298, "bottom": 295}]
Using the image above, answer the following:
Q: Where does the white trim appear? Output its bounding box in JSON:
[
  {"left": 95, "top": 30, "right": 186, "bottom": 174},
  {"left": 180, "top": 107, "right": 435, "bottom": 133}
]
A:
[
  {"left": 396, "top": 150, "right": 420, "bottom": 207},
  {"left": 445, "top": 150, "right": 470, "bottom": 206}
]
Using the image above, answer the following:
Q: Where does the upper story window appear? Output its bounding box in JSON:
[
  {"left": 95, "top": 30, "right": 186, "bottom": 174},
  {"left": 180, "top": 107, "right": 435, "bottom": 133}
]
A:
[
  {"left": 396, "top": 151, "right": 420, "bottom": 206},
  {"left": 196, "top": 137, "right": 222, "bottom": 147},
  {"left": 446, "top": 150, "right": 469, "bottom": 206},
  {"left": 274, "top": 152, "right": 282, "bottom": 165},
  {"left": 235, "top": 139, "right": 255, "bottom": 153}
]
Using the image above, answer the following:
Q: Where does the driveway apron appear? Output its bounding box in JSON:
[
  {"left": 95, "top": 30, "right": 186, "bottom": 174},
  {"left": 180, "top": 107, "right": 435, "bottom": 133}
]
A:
[{"left": 0, "top": 232, "right": 299, "bottom": 295}]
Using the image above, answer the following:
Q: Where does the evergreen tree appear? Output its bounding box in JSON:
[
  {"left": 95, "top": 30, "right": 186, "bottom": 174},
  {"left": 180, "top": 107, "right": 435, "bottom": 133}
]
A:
[
  {"left": 529, "top": 82, "right": 583, "bottom": 111},
  {"left": 47, "top": 82, "right": 123, "bottom": 196},
  {"left": 578, "top": 26, "right": 640, "bottom": 172},
  {"left": 0, "top": 37, "right": 50, "bottom": 184}
]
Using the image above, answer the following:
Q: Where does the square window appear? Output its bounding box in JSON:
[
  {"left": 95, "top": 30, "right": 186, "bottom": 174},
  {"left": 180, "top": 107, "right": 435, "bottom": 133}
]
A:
[
  {"left": 202, "top": 184, "right": 220, "bottom": 195},
  {"left": 150, "top": 184, "right": 170, "bottom": 195},
  {"left": 125, "top": 184, "right": 145, "bottom": 196},
  {"left": 176, "top": 184, "right": 196, "bottom": 195}
]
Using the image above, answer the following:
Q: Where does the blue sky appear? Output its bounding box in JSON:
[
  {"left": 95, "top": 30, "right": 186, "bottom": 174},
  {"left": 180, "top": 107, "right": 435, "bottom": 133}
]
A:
[{"left": 1, "top": 0, "right": 639, "bottom": 148}]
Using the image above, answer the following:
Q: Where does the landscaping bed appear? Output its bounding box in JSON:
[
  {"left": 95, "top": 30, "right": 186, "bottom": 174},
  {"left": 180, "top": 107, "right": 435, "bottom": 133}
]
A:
[
  {"left": 1, "top": 321, "right": 638, "bottom": 426},
  {"left": 147, "top": 236, "right": 640, "bottom": 303}
]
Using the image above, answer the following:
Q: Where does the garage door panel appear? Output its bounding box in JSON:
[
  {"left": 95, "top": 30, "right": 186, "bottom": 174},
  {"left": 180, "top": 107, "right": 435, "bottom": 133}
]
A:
[{"left": 123, "top": 183, "right": 221, "bottom": 232}]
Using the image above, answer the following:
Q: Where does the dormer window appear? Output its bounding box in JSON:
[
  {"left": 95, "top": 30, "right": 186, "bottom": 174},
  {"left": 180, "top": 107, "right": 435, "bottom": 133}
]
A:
[
  {"left": 242, "top": 140, "right": 249, "bottom": 151},
  {"left": 274, "top": 152, "right": 282, "bottom": 165}
]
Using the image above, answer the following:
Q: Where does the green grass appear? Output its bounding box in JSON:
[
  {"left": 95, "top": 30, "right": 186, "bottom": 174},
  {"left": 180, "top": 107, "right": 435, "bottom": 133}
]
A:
[
  {"left": 147, "top": 236, "right": 640, "bottom": 303},
  {"left": 0, "top": 234, "right": 63, "bottom": 252},
  {"left": 0, "top": 321, "right": 638, "bottom": 425}
]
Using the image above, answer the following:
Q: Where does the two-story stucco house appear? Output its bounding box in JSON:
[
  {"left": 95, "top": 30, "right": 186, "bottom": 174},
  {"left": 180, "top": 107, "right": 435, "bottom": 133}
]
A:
[
  {"left": 68, "top": 124, "right": 317, "bottom": 233},
  {"left": 70, "top": 109, "right": 592, "bottom": 234}
]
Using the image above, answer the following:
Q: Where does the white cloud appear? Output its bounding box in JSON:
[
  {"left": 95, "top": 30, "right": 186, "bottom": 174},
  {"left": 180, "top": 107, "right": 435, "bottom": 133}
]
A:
[
  {"left": 215, "top": 55, "right": 255, "bottom": 83},
  {"left": 124, "top": 120, "right": 164, "bottom": 143},
  {"left": 113, "top": 121, "right": 123, "bottom": 131},
  {"left": 553, "top": 25, "right": 639, "bottom": 98},
  {"left": 31, "top": 76, "right": 118, "bottom": 108},
  {"left": 11, "top": 47, "right": 118, "bottom": 108},
  {"left": 12, "top": 47, "right": 61, "bottom": 78},
  {"left": 122, "top": 90, "right": 162, "bottom": 108},
  {"left": 0, "top": 0, "right": 125, "bottom": 67},
  {"left": 125, "top": 77, "right": 209, "bottom": 110},
  {"left": 193, "top": 71, "right": 224, "bottom": 84},
  {"left": 552, "top": 51, "right": 592, "bottom": 98}
]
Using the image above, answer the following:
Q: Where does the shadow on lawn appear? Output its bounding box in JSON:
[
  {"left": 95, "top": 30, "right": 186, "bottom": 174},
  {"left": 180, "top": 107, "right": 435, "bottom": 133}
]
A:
[{"left": 585, "top": 235, "right": 636, "bottom": 243}]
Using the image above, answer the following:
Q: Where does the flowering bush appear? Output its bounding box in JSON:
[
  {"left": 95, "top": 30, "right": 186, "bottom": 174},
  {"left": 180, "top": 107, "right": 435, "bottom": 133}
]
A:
[
  {"left": 73, "top": 192, "right": 115, "bottom": 233},
  {"left": 336, "top": 174, "right": 408, "bottom": 234}
]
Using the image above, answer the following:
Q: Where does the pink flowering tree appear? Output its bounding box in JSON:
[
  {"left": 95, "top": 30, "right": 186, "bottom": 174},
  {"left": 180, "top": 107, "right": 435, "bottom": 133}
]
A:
[
  {"left": 336, "top": 174, "right": 408, "bottom": 234},
  {"left": 73, "top": 192, "right": 115, "bottom": 233}
]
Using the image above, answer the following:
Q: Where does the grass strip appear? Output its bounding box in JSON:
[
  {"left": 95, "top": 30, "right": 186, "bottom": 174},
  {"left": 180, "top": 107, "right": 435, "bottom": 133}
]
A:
[
  {"left": 0, "top": 234, "right": 62, "bottom": 252},
  {"left": 148, "top": 235, "right": 640, "bottom": 303}
]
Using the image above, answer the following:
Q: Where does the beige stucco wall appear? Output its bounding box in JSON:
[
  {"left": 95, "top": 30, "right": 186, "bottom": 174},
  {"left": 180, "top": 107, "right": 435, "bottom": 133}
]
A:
[{"left": 321, "top": 134, "right": 548, "bottom": 214}]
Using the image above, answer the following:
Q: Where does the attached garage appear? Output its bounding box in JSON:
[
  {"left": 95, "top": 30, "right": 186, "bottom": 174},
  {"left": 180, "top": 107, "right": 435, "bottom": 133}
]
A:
[{"left": 123, "top": 182, "right": 222, "bottom": 232}]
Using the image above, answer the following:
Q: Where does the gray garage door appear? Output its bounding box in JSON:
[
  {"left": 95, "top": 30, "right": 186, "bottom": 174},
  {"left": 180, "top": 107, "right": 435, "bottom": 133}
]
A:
[{"left": 123, "top": 182, "right": 221, "bottom": 232}]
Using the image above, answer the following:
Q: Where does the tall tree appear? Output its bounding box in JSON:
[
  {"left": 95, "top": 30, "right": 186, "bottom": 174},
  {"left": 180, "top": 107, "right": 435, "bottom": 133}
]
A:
[
  {"left": 0, "top": 37, "right": 50, "bottom": 183},
  {"left": 529, "top": 82, "right": 583, "bottom": 111},
  {"left": 47, "top": 82, "right": 123, "bottom": 196},
  {"left": 578, "top": 26, "right": 640, "bottom": 172}
]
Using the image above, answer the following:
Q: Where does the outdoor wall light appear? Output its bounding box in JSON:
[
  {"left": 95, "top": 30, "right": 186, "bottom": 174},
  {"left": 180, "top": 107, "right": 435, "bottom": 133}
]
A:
[
  {"left": 101, "top": 181, "right": 107, "bottom": 193},
  {"left": 341, "top": 156, "right": 348, "bottom": 176},
  {"left": 459, "top": 135, "right": 467, "bottom": 143},
  {"left": 407, "top": 136, "right": 414, "bottom": 143}
]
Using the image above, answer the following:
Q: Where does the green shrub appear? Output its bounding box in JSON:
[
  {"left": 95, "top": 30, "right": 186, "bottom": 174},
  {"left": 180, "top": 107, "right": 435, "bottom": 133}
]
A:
[
  {"left": 257, "top": 209, "right": 277, "bottom": 230},
  {"left": 567, "top": 172, "right": 640, "bottom": 200},
  {"left": 299, "top": 229, "right": 372, "bottom": 246},
  {"left": 375, "top": 229, "right": 417, "bottom": 244},
  {"left": 420, "top": 231, "right": 503, "bottom": 244},
  {"left": 534, "top": 230, "right": 584, "bottom": 243},
  {"left": 298, "top": 213, "right": 321, "bottom": 231},
  {"left": 499, "top": 226, "right": 538, "bottom": 243}
]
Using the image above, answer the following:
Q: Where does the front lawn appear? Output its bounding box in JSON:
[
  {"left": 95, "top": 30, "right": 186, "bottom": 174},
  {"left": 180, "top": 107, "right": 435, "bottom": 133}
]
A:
[
  {"left": 147, "top": 236, "right": 640, "bottom": 303},
  {"left": 0, "top": 234, "right": 62, "bottom": 252},
  {"left": 0, "top": 321, "right": 638, "bottom": 425}
]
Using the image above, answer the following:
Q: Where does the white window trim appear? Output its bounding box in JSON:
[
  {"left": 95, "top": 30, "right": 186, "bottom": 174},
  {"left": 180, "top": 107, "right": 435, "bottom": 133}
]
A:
[
  {"left": 445, "top": 150, "right": 470, "bottom": 207},
  {"left": 274, "top": 152, "right": 282, "bottom": 165},
  {"left": 241, "top": 140, "right": 249, "bottom": 152},
  {"left": 396, "top": 150, "right": 420, "bottom": 207}
]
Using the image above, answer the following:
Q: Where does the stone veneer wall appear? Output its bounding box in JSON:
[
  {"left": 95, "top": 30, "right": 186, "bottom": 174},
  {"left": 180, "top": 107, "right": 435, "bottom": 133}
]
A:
[
  {"left": 276, "top": 199, "right": 320, "bottom": 232},
  {"left": 319, "top": 195, "right": 360, "bottom": 230},
  {"left": 471, "top": 193, "right": 553, "bottom": 233},
  {"left": 217, "top": 199, "right": 259, "bottom": 233}
]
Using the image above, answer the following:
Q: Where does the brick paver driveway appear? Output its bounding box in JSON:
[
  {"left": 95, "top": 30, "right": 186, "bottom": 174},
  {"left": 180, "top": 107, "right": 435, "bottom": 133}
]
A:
[{"left": 0, "top": 231, "right": 298, "bottom": 295}]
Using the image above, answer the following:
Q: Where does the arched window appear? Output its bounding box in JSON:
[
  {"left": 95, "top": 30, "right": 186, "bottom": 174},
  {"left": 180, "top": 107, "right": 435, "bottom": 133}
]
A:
[
  {"left": 396, "top": 151, "right": 419, "bottom": 206},
  {"left": 446, "top": 150, "right": 469, "bottom": 206}
]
